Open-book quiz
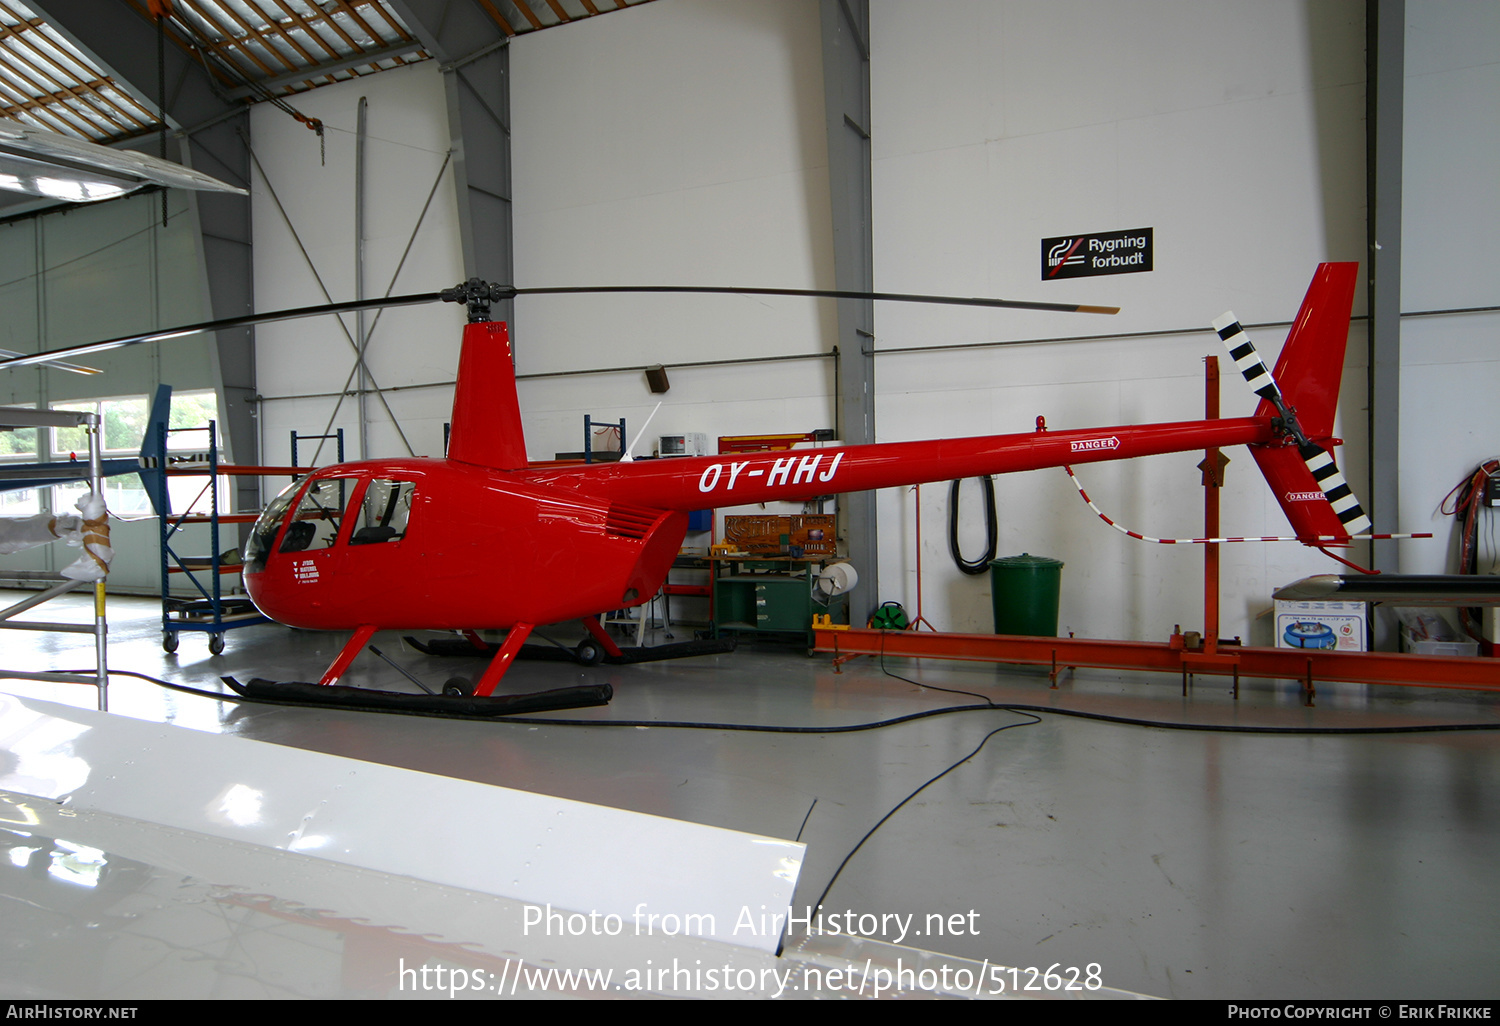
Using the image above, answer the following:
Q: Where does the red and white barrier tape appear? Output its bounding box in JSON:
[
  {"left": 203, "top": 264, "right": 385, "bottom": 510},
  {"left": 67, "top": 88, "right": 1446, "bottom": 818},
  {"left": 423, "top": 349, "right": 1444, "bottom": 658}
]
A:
[{"left": 1062, "top": 465, "right": 1430, "bottom": 544}]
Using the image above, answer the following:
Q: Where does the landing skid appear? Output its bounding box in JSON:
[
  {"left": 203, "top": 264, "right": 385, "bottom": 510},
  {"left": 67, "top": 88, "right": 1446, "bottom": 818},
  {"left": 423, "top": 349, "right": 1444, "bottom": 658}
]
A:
[
  {"left": 405, "top": 634, "right": 737, "bottom": 664},
  {"left": 289, "top": 619, "right": 622, "bottom": 702},
  {"left": 221, "top": 676, "right": 612, "bottom": 716}
]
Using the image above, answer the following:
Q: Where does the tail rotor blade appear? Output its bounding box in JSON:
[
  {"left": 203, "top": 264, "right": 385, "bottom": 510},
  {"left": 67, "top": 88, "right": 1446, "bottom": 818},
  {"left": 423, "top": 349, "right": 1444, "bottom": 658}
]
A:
[
  {"left": 1300, "top": 442, "right": 1372, "bottom": 537},
  {"left": 1212, "top": 312, "right": 1283, "bottom": 404},
  {"left": 1215, "top": 302, "right": 1371, "bottom": 540}
]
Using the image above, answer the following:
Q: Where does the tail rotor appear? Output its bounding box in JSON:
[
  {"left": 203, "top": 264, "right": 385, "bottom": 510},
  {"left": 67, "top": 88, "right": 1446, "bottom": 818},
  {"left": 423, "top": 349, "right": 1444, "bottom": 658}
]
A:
[
  {"left": 1212, "top": 300, "right": 1371, "bottom": 540},
  {"left": 1298, "top": 441, "right": 1372, "bottom": 537},
  {"left": 1213, "top": 313, "right": 1284, "bottom": 406}
]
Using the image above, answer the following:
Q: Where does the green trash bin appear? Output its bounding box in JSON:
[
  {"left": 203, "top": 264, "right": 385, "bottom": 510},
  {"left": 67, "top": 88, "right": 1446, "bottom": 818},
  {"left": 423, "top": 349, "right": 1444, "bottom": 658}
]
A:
[{"left": 990, "top": 553, "right": 1064, "bottom": 636}]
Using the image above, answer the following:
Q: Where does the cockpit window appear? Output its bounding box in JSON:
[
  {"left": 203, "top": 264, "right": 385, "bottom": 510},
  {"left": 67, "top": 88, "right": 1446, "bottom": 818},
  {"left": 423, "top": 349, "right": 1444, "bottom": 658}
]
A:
[
  {"left": 244, "top": 479, "right": 301, "bottom": 573},
  {"left": 280, "top": 477, "right": 352, "bottom": 553},
  {"left": 350, "top": 479, "right": 415, "bottom": 545}
]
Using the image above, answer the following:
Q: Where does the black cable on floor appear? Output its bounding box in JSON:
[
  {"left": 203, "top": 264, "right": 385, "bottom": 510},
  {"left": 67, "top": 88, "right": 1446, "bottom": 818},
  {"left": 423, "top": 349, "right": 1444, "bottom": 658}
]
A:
[
  {"left": 806, "top": 646, "right": 1500, "bottom": 910},
  {"left": 74, "top": 667, "right": 1500, "bottom": 736},
  {"left": 810, "top": 709, "right": 1042, "bottom": 912},
  {"left": 88, "top": 668, "right": 997, "bottom": 731},
  {"left": 878, "top": 628, "right": 998, "bottom": 705}
]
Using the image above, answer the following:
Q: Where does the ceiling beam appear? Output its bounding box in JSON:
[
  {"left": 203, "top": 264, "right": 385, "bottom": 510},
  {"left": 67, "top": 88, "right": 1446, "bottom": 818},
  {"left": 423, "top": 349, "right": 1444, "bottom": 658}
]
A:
[{"left": 222, "top": 40, "right": 428, "bottom": 100}]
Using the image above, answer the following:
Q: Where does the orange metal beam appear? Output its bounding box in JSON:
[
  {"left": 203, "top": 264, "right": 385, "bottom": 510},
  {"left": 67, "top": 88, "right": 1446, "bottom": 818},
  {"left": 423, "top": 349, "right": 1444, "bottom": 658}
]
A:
[{"left": 813, "top": 626, "right": 1500, "bottom": 693}]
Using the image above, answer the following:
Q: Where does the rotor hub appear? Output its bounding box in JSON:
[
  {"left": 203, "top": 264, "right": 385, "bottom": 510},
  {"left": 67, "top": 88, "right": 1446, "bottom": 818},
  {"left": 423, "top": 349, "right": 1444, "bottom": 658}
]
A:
[{"left": 441, "top": 278, "right": 512, "bottom": 323}]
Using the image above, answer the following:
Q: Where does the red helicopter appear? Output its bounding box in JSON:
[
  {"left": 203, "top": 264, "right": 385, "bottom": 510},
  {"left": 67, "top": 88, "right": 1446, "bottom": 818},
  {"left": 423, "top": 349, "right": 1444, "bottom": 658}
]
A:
[{"left": 0, "top": 264, "right": 1368, "bottom": 709}]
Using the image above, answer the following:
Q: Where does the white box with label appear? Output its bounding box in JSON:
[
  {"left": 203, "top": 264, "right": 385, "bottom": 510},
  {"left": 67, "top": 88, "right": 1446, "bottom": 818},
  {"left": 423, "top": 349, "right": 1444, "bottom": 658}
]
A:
[{"left": 1274, "top": 599, "right": 1367, "bottom": 652}]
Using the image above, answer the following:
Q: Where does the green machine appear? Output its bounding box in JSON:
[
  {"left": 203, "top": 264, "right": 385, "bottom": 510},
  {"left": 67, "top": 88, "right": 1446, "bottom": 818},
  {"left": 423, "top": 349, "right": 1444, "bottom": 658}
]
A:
[{"left": 712, "top": 559, "right": 848, "bottom": 647}]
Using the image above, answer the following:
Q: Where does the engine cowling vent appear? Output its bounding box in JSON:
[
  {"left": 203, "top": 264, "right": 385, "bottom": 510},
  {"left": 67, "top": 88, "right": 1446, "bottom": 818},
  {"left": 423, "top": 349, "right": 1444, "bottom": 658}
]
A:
[{"left": 606, "top": 502, "right": 662, "bottom": 540}]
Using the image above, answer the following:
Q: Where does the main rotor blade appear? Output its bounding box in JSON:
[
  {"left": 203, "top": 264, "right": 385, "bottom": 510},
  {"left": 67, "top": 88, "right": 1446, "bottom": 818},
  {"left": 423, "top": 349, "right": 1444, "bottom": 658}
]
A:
[
  {"left": 0, "top": 292, "right": 444, "bottom": 370},
  {"left": 0, "top": 347, "right": 100, "bottom": 375},
  {"left": 0, "top": 281, "right": 1118, "bottom": 372},
  {"left": 511, "top": 284, "right": 1120, "bottom": 315}
]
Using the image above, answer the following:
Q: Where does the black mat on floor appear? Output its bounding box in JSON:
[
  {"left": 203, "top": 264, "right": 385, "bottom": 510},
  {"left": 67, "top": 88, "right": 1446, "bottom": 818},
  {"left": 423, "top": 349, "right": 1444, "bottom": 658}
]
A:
[
  {"left": 403, "top": 635, "right": 736, "bottom": 663},
  {"left": 222, "top": 676, "right": 612, "bottom": 717}
]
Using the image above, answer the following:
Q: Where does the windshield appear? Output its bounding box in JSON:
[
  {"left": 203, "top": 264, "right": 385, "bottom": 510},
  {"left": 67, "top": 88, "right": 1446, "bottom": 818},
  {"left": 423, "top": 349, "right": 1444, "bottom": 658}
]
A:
[{"left": 244, "top": 480, "right": 302, "bottom": 574}]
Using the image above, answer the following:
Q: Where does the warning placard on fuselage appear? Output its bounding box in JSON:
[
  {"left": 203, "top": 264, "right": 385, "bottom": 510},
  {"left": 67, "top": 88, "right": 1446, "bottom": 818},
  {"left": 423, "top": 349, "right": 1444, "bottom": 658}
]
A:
[{"left": 1042, "top": 228, "right": 1153, "bottom": 280}]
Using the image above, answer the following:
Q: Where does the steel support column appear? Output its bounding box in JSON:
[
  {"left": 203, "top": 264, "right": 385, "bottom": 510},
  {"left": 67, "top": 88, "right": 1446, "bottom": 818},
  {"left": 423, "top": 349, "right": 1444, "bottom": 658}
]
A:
[
  {"left": 388, "top": 1, "right": 513, "bottom": 326},
  {"left": 821, "top": 0, "right": 876, "bottom": 623},
  {"left": 1366, "top": 0, "right": 1403, "bottom": 648}
]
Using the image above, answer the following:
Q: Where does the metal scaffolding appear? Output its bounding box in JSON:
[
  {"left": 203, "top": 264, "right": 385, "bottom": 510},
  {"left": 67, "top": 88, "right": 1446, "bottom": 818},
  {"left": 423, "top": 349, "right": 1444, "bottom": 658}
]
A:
[{"left": 0, "top": 404, "right": 108, "bottom": 710}]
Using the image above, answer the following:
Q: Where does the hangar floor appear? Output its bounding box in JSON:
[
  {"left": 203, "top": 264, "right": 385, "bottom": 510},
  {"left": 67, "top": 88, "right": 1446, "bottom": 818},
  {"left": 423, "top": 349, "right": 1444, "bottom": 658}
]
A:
[{"left": 2, "top": 589, "right": 1498, "bottom": 1001}]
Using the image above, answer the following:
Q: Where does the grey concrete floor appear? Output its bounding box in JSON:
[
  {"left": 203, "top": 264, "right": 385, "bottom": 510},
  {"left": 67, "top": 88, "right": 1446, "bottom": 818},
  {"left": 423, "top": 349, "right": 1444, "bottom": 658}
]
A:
[{"left": 2, "top": 589, "right": 1499, "bottom": 1000}]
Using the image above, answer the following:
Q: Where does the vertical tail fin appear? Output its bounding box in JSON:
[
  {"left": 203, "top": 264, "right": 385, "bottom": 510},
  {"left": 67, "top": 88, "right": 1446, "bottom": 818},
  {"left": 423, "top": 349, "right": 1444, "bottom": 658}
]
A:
[
  {"left": 1255, "top": 262, "right": 1359, "bottom": 441},
  {"left": 139, "top": 383, "right": 171, "bottom": 516},
  {"left": 1225, "top": 263, "right": 1369, "bottom": 542}
]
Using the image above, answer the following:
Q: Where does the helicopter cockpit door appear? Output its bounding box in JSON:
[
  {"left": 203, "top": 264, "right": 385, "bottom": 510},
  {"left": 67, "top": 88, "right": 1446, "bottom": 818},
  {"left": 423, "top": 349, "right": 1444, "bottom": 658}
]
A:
[{"left": 278, "top": 476, "right": 356, "bottom": 585}]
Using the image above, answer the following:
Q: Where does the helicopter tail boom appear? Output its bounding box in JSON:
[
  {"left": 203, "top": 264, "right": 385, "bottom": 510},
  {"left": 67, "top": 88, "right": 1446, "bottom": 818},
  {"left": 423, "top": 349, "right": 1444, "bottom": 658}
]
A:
[
  {"left": 528, "top": 415, "right": 1279, "bottom": 511},
  {"left": 526, "top": 264, "right": 1364, "bottom": 544}
]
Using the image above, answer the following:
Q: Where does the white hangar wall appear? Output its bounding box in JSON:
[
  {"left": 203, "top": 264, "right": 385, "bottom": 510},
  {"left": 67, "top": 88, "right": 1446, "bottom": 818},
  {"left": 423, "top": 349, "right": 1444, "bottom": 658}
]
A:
[
  {"left": 870, "top": 0, "right": 1500, "bottom": 641},
  {"left": 869, "top": 0, "right": 1370, "bottom": 641},
  {"left": 502, "top": 0, "right": 1382, "bottom": 644},
  {"left": 252, "top": 0, "right": 839, "bottom": 481},
  {"left": 251, "top": 61, "right": 467, "bottom": 478},
  {"left": 509, "top": 0, "right": 838, "bottom": 461}
]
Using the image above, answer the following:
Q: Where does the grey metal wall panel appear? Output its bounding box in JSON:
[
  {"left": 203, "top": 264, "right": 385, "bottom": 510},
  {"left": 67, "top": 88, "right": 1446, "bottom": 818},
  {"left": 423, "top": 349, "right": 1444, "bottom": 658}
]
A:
[{"left": 821, "top": 0, "right": 876, "bottom": 621}]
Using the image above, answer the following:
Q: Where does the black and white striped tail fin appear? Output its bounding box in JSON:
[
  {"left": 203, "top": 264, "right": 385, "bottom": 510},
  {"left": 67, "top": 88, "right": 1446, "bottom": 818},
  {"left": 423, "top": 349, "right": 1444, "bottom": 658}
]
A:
[
  {"left": 1212, "top": 312, "right": 1283, "bottom": 404},
  {"left": 1299, "top": 442, "right": 1372, "bottom": 536}
]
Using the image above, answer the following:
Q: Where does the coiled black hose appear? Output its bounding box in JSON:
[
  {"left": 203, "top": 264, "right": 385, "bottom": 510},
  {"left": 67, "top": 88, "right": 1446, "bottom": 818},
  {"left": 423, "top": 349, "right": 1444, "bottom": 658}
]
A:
[{"left": 948, "top": 476, "right": 997, "bottom": 575}]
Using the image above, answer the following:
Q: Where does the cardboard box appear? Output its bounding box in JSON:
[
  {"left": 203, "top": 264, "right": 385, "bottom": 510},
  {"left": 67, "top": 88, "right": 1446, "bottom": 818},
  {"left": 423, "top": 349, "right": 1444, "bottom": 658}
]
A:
[{"left": 1274, "top": 599, "right": 1367, "bottom": 652}]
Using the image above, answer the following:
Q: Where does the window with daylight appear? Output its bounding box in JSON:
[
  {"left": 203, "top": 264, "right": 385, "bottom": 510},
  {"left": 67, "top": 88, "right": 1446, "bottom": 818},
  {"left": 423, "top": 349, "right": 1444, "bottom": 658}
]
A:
[
  {"left": 48, "top": 391, "right": 226, "bottom": 518},
  {"left": 0, "top": 411, "right": 40, "bottom": 516}
]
